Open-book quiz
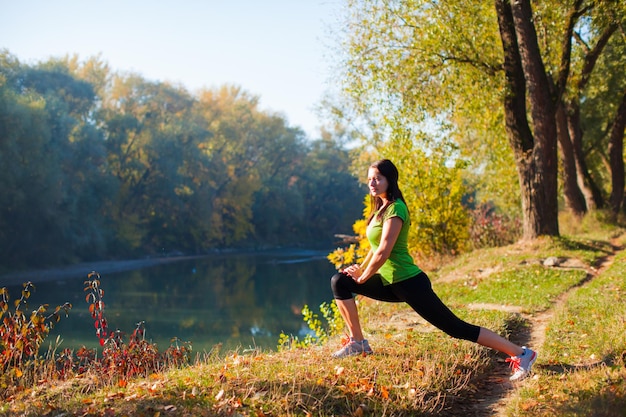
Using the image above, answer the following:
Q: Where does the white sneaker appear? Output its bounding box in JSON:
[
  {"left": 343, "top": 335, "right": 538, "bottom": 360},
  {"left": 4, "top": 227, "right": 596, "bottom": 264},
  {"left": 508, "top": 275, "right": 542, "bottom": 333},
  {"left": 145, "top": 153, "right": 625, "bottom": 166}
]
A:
[
  {"left": 507, "top": 347, "right": 537, "bottom": 381},
  {"left": 332, "top": 338, "right": 373, "bottom": 358}
]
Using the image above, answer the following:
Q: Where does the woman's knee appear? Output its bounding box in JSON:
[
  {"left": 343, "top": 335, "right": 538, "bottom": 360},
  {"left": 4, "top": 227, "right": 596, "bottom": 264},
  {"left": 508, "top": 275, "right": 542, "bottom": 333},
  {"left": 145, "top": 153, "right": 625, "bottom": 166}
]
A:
[{"left": 330, "top": 272, "right": 353, "bottom": 299}]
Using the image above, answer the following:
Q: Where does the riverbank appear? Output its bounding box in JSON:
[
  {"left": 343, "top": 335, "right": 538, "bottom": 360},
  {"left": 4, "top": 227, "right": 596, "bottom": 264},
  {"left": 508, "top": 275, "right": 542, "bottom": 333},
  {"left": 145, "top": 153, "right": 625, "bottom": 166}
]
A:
[
  {"left": 0, "top": 248, "right": 332, "bottom": 287},
  {"left": 3, "top": 233, "right": 625, "bottom": 416},
  {"left": 0, "top": 256, "right": 205, "bottom": 287}
]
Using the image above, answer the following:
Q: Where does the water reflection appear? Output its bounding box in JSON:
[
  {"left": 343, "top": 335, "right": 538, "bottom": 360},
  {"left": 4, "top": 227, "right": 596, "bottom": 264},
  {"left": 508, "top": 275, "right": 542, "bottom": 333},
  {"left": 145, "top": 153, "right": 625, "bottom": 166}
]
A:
[{"left": 6, "top": 250, "right": 336, "bottom": 353}]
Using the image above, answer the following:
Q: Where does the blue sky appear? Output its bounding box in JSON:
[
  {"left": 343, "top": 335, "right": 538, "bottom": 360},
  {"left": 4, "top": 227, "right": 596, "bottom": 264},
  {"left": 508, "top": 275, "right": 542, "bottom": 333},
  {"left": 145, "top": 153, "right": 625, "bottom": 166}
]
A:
[{"left": 0, "top": 0, "right": 344, "bottom": 138}]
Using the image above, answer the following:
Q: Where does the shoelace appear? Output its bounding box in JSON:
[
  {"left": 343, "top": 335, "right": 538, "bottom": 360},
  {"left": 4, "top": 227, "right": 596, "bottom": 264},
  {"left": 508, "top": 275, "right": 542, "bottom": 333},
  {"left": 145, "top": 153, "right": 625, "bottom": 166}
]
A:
[
  {"left": 339, "top": 334, "right": 351, "bottom": 347},
  {"left": 506, "top": 356, "right": 521, "bottom": 371}
]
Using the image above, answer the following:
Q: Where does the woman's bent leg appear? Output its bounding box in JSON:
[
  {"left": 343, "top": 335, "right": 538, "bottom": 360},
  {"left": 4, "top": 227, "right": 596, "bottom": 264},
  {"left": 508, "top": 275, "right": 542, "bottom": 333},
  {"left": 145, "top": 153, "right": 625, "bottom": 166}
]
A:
[
  {"left": 330, "top": 272, "right": 399, "bottom": 357},
  {"left": 331, "top": 272, "right": 399, "bottom": 340},
  {"left": 335, "top": 298, "right": 364, "bottom": 340}
]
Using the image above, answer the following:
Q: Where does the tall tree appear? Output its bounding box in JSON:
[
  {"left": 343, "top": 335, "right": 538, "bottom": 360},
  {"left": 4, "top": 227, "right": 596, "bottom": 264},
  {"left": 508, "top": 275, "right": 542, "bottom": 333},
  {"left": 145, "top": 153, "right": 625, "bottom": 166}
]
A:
[
  {"left": 336, "top": 0, "right": 626, "bottom": 240},
  {"left": 496, "top": 0, "right": 559, "bottom": 237},
  {"left": 0, "top": 53, "right": 110, "bottom": 267}
]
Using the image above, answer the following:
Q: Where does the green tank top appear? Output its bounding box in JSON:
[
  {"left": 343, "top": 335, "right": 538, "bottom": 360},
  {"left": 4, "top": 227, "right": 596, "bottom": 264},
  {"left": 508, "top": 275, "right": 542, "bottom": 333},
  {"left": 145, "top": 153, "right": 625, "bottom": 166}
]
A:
[{"left": 366, "top": 199, "right": 422, "bottom": 285}]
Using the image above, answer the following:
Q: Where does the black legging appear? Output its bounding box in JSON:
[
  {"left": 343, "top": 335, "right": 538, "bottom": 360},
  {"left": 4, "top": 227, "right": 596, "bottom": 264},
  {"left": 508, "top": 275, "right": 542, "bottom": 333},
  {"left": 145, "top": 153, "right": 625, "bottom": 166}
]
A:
[{"left": 330, "top": 271, "right": 481, "bottom": 342}]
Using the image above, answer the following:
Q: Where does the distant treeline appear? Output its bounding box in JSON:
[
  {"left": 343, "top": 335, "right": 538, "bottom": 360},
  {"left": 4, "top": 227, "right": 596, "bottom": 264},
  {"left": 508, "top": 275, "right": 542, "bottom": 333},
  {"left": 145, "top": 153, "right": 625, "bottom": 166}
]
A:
[{"left": 0, "top": 52, "right": 365, "bottom": 269}]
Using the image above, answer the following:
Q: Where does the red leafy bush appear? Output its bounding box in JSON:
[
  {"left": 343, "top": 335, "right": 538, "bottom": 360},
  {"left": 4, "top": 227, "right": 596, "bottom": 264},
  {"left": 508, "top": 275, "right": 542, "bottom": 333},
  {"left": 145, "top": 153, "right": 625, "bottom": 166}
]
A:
[
  {"left": 0, "top": 272, "right": 192, "bottom": 398},
  {"left": 82, "top": 272, "right": 193, "bottom": 383},
  {"left": 469, "top": 204, "right": 522, "bottom": 249},
  {"left": 0, "top": 282, "right": 71, "bottom": 393}
]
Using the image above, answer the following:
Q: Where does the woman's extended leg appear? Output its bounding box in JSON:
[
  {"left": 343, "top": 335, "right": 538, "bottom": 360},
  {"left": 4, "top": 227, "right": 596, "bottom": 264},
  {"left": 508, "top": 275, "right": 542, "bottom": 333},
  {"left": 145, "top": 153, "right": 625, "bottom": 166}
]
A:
[
  {"left": 391, "top": 273, "right": 537, "bottom": 380},
  {"left": 476, "top": 327, "right": 523, "bottom": 357}
]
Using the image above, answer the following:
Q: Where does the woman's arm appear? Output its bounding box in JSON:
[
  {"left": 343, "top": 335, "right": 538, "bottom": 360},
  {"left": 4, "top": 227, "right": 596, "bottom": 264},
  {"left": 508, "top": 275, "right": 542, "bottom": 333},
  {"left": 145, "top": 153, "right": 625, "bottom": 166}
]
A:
[
  {"left": 360, "top": 249, "right": 373, "bottom": 269},
  {"left": 344, "top": 217, "right": 403, "bottom": 283}
]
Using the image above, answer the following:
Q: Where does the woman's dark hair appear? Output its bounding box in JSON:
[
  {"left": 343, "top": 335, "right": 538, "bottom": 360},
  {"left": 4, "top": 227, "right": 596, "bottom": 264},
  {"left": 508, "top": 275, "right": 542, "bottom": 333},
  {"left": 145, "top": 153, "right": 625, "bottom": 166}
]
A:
[{"left": 367, "top": 159, "right": 407, "bottom": 224}]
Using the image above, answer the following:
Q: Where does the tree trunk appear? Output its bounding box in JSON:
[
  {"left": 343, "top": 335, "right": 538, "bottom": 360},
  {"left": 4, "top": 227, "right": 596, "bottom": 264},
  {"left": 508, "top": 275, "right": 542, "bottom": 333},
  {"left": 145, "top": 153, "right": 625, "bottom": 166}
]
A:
[
  {"left": 608, "top": 91, "right": 626, "bottom": 217},
  {"left": 565, "top": 22, "right": 616, "bottom": 212},
  {"left": 566, "top": 103, "right": 605, "bottom": 210},
  {"left": 511, "top": 0, "right": 560, "bottom": 236},
  {"left": 496, "top": 0, "right": 559, "bottom": 239},
  {"left": 556, "top": 102, "right": 587, "bottom": 216}
]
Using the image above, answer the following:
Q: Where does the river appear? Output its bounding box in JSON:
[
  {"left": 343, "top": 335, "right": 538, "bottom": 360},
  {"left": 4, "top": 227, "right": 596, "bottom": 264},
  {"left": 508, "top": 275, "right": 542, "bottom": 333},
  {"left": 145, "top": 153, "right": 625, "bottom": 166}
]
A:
[{"left": 2, "top": 250, "right": 337, "bottom": 354}]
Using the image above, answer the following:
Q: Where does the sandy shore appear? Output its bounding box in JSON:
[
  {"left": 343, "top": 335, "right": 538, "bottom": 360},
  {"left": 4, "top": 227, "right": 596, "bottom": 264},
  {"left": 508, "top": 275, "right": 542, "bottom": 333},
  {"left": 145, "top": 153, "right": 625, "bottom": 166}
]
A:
[
  {"left": 0, "top": 256, "right": 205, "bottom": 287},
  {"left": 0, "top": 249, "right": 330, "bottom": 288}
]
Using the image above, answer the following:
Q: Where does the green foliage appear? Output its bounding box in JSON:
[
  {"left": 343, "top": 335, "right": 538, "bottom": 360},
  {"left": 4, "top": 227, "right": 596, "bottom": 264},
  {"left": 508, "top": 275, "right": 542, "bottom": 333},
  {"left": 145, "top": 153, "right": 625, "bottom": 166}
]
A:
[
  {"left": 392, "top": 137, "right": 470, "bottom": 257},
  {"left": 0, "top": 51, "right": 364, "bottom": 268},
  {"left": 330, "top": 134, "right": 471, "bottom": 261},
  {"left": 0, "top": 283, "right": 71, "bottom": 393},
  {"left": 335, "top": 0, "right": 626, "bottom": 234},
  {"left": 277, "top": 301, "right": 343, "bottom": 350}
]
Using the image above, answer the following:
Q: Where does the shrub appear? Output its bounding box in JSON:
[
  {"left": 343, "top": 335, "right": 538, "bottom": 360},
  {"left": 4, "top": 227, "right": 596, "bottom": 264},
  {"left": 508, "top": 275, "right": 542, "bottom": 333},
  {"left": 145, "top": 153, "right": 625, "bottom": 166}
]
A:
[
  {"left": 469, "top": 203, "right": 522, "bottom": 249},
  {"left": 82, "top": 272, "right": 193, "bottom": 385},
  {"left": 0, "top": 272, "right": 193, "bottom": 397},
  {"left": 277, "top": 301, "right": 343, "bottom": 350},
  {"left": 0, "top": 282, "right": 71, "bottom": 394}
]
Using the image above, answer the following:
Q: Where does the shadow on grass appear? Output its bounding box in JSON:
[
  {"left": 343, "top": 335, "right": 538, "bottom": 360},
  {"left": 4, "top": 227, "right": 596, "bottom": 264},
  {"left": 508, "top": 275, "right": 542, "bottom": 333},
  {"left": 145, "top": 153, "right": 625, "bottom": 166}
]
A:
[
  {"left": 24, "top": 381, "right": 460, "bottom": 417},
  {"left": 556, "top": 236, "right": 617, "bottom": 254},
  {"left": 532, "top": 353, "right": 626, "bottom": 417},
  {"left": 553, "top": 390, "right": 626, "bottom": 417},
  {"left": 537, "top": 352, "right": 624, "bottom": 375}
]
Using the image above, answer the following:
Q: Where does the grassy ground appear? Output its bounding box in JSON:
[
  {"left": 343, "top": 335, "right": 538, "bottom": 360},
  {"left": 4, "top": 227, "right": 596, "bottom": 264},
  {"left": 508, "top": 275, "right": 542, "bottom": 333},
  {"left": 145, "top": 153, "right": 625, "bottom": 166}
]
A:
[{"left": 2, "top": 222, "right": 625, "bottom": 416}]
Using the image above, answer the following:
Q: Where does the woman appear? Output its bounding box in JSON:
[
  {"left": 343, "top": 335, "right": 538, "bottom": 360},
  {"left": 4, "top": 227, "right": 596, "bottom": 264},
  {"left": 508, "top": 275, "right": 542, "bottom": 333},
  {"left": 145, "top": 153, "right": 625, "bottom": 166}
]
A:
[{"left": 330, "top": 159, "right": 537, "bottom": 381}]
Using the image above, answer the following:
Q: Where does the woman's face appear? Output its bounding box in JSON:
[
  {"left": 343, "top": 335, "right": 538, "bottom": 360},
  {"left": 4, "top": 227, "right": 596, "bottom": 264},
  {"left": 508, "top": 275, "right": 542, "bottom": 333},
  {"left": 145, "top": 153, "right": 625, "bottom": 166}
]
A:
[{"left": 367, "top": 167, "right": 389, "bottom": 199}]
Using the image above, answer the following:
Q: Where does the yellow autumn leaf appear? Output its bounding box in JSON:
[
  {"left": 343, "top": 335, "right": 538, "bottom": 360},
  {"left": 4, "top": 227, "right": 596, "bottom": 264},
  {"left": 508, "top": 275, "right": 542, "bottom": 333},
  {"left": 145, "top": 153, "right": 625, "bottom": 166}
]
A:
[{"left": 380, "top": 385, "right": 390, "bottom": 399}]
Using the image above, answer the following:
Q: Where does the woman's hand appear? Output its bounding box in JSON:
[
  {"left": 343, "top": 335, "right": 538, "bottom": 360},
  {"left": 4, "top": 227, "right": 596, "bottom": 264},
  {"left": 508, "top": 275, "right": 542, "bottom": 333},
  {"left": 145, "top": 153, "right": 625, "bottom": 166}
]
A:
[
  {"left": 343, "top": 264, "right": 366, "bottom": 283},
  {"left": 343, "top": 216, "right": 403, "bottom": 284}
]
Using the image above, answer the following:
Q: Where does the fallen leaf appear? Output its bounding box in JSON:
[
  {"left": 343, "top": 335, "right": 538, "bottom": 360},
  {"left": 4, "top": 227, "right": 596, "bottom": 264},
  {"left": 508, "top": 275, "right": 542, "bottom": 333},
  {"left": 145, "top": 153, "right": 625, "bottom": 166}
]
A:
[
  {"left": 354, "top": 403, "right": 367, "bottom": 416},
  {"left": 215, "top": 389, "right": 225, "bottom": 400}
]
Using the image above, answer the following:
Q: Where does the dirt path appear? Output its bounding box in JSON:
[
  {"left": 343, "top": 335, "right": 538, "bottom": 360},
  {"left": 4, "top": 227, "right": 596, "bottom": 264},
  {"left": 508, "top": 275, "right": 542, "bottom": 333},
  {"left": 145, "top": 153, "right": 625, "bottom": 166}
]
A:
[{"left": 466, "top": 241, "right": 622, "bottom": 416}]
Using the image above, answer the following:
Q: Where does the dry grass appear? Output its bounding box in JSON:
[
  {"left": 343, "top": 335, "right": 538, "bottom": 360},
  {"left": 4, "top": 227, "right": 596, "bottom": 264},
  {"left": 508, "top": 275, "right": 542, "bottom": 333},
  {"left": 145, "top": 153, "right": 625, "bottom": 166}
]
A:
[
  {"left": 501, "top": 234, "right": 626, "bottom": 417},
  {"left": 2, "top": 226, "right": 626, "bottom": 416}
]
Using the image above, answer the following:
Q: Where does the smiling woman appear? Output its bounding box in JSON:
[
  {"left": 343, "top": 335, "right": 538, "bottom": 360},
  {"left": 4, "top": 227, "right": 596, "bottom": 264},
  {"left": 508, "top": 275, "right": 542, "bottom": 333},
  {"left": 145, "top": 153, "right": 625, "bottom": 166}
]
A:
[{"left": 330, "top": 159, "right": 538, "bottom": 381}]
